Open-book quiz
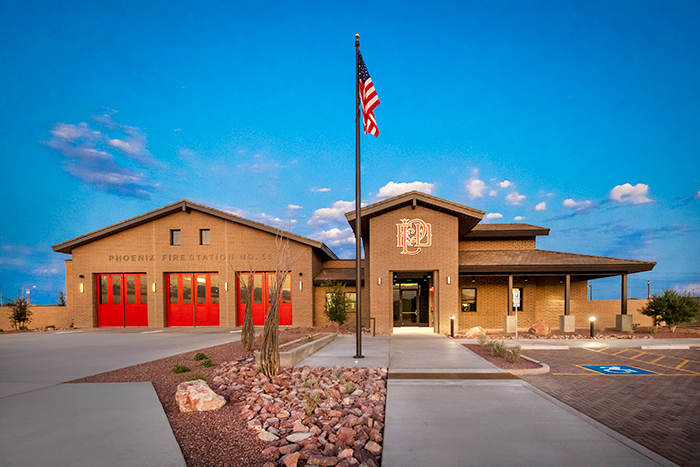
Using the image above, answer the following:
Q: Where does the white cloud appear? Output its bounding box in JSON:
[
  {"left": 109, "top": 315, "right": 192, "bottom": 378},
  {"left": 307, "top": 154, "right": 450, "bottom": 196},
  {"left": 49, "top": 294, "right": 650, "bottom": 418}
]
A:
[
  {"left": 535, "top": 202, "right": 546, "bottom": 211},
  {"left": 287, "top": 204, "right": 302, "bottom": 210},
  {"left": 310, "top": 227, "right": 356, "bottom": 247},
  {"left": 514, "top": 216, "right": 525, "bottom": 221},
  {"left": 488, "top": 190, "right": 498, "bottom": 197},
  {"left": 485, "top": 213, "right": 503, "bottom": 220},
  {"left": 505, "top": 192, "right": 526, "bottom": 206},
  {"left": 609, "top": 183, "right": 652, "bottom": 205},
  {"left": 308, "top": 200, "right": 355, "bottom": 226},
  {"left": 499, "top": 180, "right": 512, "bottom": 188},
  {"left": 376, "top": 181, "right": 434, "bottom": 199},
  {"left": 466, "top": 179, "right": 487, "bottom": 198},
  {"left": 563, "top": 199, "right": 594, "bottom": 211},
  {"left": 674, "top": 282, "right": 700, "bottom": 295},
  {"left": 312, "top": 188, "right": 331, "bottom": 193},
  {"left": 693, "top": 190, "right": 700, "bottom": 200}
]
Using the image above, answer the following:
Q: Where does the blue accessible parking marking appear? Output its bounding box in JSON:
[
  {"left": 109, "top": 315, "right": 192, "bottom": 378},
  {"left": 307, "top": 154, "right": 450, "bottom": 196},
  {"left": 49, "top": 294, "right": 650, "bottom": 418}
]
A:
[{"left": 582, "top": 365, "right": 655, "bottom": 375}]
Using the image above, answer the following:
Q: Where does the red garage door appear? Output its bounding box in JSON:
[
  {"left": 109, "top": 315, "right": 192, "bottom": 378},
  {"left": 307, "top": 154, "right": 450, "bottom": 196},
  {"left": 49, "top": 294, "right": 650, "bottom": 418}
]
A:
[
  {"left": 237, "top": 272, "right": 292, "bottom": 326},
  {"left": 166, "top": 273, "right": 220, "bottom": 326},
  {"left": 96, "top": 274, "right": 148, "bottom": 327}
]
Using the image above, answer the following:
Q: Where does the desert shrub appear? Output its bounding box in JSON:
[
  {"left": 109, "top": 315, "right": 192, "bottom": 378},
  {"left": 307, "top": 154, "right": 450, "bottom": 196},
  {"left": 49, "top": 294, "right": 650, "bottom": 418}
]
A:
[
  {"left": 186, "top": 374, "right": 206, "bottom": 382},
  {"left": 345, "top": 381, "right": 355, "bottom": 394},
  {"left": 200, "top": 359, "right": 213, "bottom": 368},
  {"left": 7, "top": 295, "right": 32, "bottom": 330},
  {"left": 172, "top": 364, "right": 191, "bottom": 374},
  {"left": 649, "top": 325, "right": 658, "bottom": 335},
  {"left": 630, "top": 323, "right": 638, "bottom": 333},
  {"left": 303, "top": 390, "right": 321, "bottom": 416},
  {"left": 641, "top": 290, "right": 700, "bottom": 332},
  {"left": 507, "top": 346, "right": 522, "bottom": 363},
  {"left": 487, "top": 340, "right": 507, "bottom": 358},
  {"left": 476, "top": 333, "right": 488, "bottom": 346},
  {"left": 193, "top": 352, "right": 208, "bottom": 361}
]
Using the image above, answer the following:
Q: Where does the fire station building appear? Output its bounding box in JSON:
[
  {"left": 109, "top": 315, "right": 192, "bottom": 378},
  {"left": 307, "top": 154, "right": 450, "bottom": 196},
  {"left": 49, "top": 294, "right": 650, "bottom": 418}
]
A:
[{"left": 52, "top": 191, "right": 656, "bottom": 334}]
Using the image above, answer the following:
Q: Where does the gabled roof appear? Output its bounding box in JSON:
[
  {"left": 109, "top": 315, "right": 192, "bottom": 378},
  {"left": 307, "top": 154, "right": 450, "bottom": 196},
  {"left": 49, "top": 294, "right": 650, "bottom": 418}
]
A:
[
  {"left": 459, "top": 249, "right": 655, "bottom": 276},
  {"left": 345, "top": 191, "right": 485, "bottom": 239},
  {"left": 465, "top": 223, "right": 550, "bottom": 238},
  {"left": 51, "top": 199, "right": 338, "bottom": 260}
]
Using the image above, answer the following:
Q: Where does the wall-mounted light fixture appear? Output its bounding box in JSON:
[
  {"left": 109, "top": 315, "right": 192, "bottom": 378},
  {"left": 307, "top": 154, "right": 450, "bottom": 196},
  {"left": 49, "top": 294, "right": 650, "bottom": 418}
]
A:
[
  {"left": 152, "top": 283, "right": 156, "bottom": 293},
  {"left": 225, "top": 282, "right": 228, "bottom": 292},
  {"left": 559, "top": 276, "right": 564, "bottom": 284},
  {"left": 299, "top": 281, "right": 303, "bottom": 291},
  {"left": 377, "top": 277, "right": 382, "bottom": 285},
  {"left": 80, "top": 283, "right": 84, "bottom": 293},
  {"left": 524, "top": 276, "right": 529, "bottom": 282},
  {"left": 447, "top": 276, "right": 451, "bottom": 285},
  {"left": 471, "top": 276, "right": 476, "bottom": 283}
]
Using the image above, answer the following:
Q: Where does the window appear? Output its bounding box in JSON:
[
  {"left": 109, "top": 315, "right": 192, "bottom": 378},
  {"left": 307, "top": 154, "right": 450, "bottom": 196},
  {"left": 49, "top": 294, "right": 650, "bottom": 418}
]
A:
[
  {"left": 170, "top": 229, "right": 181, "bottom": 246},
  {"left": 461, "top": 288, "right": 476, "bottom": 312},
  {"left": 200, "top": 229, "right": 210, "bottom": 245},
  {"left": 512, "top": 287, "right": 524, "bottom": 312},
  {"left": 346, "top": 292, "right": 357, "bottom": 312}
]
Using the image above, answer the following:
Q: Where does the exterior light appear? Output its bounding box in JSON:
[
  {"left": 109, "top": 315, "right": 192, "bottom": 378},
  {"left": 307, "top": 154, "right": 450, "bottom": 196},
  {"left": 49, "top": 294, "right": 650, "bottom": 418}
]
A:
[
  {"left": 471, "top": 276, "right": 476, "bottom": 283},
  {"left": 152, "top": 283, "right": 156, "bottom": 293},
  {"left": 299, "top": 281, "right": 303, "bottom": 291},
  {"left": 378, "top": 277, "right": 382, "bottom": 285},
  {"left": 447, "top": 276, "right": 451, "bottom": 285},
  {"left": 80, "top": 283, "right": 84, "bottom": 293},
  {"left": 559, "top": 276, "right": 564, "bottom": 284},
  {"left": 589, "top": 317, "right": 596, "bottom": 338},
  {"left": 450, "top": 315, "right": 455, "bottom": 338},
  {"left": 225, "top": 282, "right": 228, "bottom": 292},
  {"left": 524, "top": 276, "right": 529, "bottom": 282}
]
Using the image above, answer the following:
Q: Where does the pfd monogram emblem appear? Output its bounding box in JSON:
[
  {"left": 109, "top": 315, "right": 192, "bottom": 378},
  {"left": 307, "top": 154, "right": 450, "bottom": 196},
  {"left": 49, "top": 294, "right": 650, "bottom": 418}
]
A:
[{"left": 396, "top": 218, "right": 432, "bottom": 255}]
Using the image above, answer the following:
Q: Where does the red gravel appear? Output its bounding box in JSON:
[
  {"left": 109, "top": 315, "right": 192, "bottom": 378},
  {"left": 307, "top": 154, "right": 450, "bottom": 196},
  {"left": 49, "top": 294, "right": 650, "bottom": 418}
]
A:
[{"left": 462, "top": 344, "right": 542, "bottom": 370}]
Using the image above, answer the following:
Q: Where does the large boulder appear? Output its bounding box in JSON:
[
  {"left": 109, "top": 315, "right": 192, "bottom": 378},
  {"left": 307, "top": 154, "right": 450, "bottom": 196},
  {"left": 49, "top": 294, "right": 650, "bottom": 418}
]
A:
[
  {"left": 175, "top": 380, "right": 226, "bottom": 412},
  {"left": 529, "top": 320, "right": 550, "bottom": 336},
  {"left": 463, "top": 326, "right": 485, "bottom": 339}
]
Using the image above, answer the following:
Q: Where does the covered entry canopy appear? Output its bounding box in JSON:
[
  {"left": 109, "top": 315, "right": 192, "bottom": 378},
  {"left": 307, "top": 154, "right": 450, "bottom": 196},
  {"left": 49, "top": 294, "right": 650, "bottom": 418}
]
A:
[{"left": 459, "top": 249, "right": 656, "bottom": 277}]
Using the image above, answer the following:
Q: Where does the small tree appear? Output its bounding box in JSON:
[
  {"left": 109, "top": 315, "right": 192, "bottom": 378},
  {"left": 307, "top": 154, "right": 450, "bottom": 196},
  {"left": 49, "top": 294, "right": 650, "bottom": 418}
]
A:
[
  {"left": 322, "top": 280, "right": 349, "bottom": 331},
  {"left": 56, "top": 291, "right": 67, "bottom": 306},
  {"left": 8, "top": 294, "right": 32, "bottom": 330},
  {"left": 240, "top": 272, "right": 255, "bottom": 352},
  {"left": 641, "top": 289, "right": 700, "bottom": 332}
]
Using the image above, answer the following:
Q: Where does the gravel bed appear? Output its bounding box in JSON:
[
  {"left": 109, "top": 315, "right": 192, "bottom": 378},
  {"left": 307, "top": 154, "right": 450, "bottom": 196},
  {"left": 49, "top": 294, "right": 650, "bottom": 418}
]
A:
[{"left": 463, "top": 344, "right": 542, "bottom": 370}]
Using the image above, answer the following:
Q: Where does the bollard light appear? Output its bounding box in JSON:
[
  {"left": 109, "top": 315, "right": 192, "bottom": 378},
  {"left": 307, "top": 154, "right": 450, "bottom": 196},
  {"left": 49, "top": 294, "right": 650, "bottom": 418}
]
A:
[
  {"left": 450, "top": 315, "right": 455, "bottom": 338},
  {"left": 589, "top": 317, "right": 596, "bottom": 338}
]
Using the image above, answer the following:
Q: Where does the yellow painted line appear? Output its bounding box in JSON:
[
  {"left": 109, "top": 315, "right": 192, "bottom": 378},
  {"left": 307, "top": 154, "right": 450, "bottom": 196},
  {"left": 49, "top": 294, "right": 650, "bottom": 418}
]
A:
[
  {"left": 629, "top": 352, "right": 645, "bottom": 360},
  {"left": 612, "top": 349, "right": 629, "bottom": 356},
  {"left": 650, "top": 356, "right": 665, "bottom": 363},
  {"left": 576, "top": 365, "right": 606, "bottom": 375},
  {"left": 553, "top": 373, "right": 594, "bottom": 376},
  {"left": 676, "top": 360, "right": 689, "bottom": 370},
  {"left": 595, "top": 347, "right": 609, "bottom": 353}
]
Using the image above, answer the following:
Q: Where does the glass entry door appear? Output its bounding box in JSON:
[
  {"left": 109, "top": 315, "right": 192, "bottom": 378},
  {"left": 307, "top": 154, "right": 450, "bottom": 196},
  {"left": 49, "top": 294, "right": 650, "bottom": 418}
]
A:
[{"left": 393, "top": 281, "right": 429, "bottom": 327}]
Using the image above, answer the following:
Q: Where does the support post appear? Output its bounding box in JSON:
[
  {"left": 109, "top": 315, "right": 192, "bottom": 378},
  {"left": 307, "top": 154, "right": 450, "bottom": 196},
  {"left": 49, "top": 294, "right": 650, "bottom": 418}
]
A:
[
  {"left": 616, "top": 273, "right": 633, "bottom": 332},
  {"left": 564, "top": 274, "right": 570, "bottom": 316},
  {"left": 559, "top": 274, "right": 575, "bottom": 332},
  {"left": 504, "top": 275, "right": 516, "bottom": 333},
  {"left": 621, "top": 274, "right": 628, "bottom": 315}
]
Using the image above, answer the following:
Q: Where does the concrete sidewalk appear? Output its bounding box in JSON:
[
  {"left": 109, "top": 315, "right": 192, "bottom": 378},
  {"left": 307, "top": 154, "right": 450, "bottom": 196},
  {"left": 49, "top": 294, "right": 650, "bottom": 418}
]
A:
[
  {"left": 300, "top": 328, "right": 677, "bottom": 467},
  {"left": 0, "top": 330, "right": 239, "bottom": 467}
]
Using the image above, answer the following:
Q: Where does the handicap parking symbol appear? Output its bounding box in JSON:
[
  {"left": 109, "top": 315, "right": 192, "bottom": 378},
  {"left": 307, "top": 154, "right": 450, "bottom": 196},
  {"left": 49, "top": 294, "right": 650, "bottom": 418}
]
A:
[{"left": 582, "top": 365, "right": 655, "bottom": 375}]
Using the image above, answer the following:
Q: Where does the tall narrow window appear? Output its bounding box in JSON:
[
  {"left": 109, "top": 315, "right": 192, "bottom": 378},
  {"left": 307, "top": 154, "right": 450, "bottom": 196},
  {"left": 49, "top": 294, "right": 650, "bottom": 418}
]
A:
[
  {"left": 461, "top": 288, "right": 476, "bottom": 312},
  {"left": 211, "top": 275, "right": 219, "bottom": 304},
  {"left": 171, "top": 229, "right": 181, "bottom": 246},
  {"left": 345, "top": 292, "right": 357, "bottom": 311},
  {"left": 200, "top": 229, "right": 211, "bottom": 245}
]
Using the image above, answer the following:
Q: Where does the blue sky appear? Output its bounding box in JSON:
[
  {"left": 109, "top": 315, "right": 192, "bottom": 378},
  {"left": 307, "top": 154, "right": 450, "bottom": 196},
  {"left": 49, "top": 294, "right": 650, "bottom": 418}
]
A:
[{"left": 1, "top": 0, "right": 698, "bottom": 304}]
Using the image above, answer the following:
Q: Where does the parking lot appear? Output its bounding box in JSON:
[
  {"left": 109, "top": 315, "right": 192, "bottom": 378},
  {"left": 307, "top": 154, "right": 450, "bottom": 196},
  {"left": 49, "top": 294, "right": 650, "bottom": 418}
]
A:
[{"left": 521, "top": 347, "right": 700, "bottom": 467}]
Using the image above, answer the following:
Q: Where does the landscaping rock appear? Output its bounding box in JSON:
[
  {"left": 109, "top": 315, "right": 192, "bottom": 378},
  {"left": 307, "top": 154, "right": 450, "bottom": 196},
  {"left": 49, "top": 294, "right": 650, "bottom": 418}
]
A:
[
  {"left": 282, "top": 451, "right": 300, "bottom": 467},
  {"left": 286, "top": 432, "right": 314, "bottom": 443},
  {"left": 364, "top": 440, "right": 382, "bottom": 456},
  {"left": 529, "top": 320, "right": 550, "bottom": 336},
  {"left": 175, "top": 380, "right": 226, "bottom": 412},
  {"left": 463, "top": 326, "right": 485, "bottom": 338},
  {"left": 258, "top": 431, "right": 280, "bottom": 442}
]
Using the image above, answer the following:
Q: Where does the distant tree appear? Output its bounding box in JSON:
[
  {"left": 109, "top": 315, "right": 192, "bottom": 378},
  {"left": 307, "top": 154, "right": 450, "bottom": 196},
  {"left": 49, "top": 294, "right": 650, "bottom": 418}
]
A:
[
  {"left": 322, "top": 280, "right": 349, "bottom": 331},
  {"left": 641, "top": 289, "right": 700, "bottom": 332},
  {"left": 8, "top": 295, "right": 32, "bottom": 330},
  {"left": 56, "top": 291, "right": 67, "bottom": 306}
]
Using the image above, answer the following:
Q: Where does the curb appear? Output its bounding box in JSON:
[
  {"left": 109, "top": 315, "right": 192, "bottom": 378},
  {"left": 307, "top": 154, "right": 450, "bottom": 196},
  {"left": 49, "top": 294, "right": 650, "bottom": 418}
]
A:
[
  {"left": 255, "top": 333, "right": 338, "bottom": 367},
  {"left": 507, "top": 356, "right": 550, "bottom": 375}
]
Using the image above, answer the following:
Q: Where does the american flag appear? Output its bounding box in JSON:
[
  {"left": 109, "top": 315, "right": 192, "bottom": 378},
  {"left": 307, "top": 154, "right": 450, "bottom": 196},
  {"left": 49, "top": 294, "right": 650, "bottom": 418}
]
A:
[{"left": 358, "top": 51, "right": 380, "bottom": 137}]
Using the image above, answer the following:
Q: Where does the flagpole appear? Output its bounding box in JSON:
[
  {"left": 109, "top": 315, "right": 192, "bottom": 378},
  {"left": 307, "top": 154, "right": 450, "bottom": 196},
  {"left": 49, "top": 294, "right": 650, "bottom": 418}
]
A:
[{"left": 354, "top": 33, "right": 364, "bottom": 359}]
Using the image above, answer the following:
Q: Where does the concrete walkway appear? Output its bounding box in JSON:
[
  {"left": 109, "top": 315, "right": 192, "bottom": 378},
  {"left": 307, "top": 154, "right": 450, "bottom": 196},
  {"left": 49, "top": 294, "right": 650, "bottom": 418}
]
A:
[
  {"left": 299, "top": 329, "right": 677, "bottom": 467},
  {"left": 0, "top": 329, "right": 239, "bottom": 467}
]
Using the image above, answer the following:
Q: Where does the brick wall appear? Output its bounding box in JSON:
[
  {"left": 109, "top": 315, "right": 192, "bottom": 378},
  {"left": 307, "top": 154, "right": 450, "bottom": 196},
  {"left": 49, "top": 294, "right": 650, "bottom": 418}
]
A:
[
  {"left": 1, "top": 305, "right": 72, "bottom": 330},
  {"left": 66, "top": 210, "right": 320, "bottom": 328},
  {"left": 458, "top": 238, "right": 536, "bottom": 251}
]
